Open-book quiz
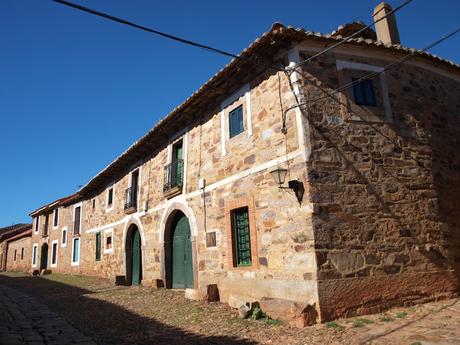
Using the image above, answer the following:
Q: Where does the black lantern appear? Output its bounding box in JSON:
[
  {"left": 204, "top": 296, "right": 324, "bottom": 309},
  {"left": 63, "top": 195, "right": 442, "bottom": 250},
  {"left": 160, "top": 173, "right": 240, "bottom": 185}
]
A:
[{"left": 269, "top": 167, "right": 304, "bottom": 205}]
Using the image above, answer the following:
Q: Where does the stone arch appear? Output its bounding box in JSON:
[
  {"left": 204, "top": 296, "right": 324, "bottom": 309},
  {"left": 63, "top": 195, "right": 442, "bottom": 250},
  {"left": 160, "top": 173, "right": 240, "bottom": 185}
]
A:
[
  {"left": 122, "top": 216, "right": 146, "bottom": 285},
  {"left": 160, "top": 199, "right": 198, "bottom": 289}
]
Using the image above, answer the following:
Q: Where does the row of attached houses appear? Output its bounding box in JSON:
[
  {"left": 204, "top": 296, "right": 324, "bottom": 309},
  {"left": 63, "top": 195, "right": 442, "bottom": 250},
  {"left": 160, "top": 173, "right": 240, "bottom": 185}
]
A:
[{"left": 5, "top": 3, "right": 460, "bottom": 324}]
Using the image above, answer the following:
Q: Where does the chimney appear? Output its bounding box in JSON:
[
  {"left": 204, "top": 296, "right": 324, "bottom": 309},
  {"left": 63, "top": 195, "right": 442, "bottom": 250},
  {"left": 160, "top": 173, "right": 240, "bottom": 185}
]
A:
[{"left": 372, "top": 2, "right": 401, "bottom": 45}]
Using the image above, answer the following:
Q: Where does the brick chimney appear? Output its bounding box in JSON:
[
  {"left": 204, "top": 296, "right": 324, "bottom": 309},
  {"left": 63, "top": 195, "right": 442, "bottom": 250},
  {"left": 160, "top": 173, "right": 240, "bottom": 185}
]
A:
[{"left": 372, "top": 2, "right": 401, "bottom": 45}]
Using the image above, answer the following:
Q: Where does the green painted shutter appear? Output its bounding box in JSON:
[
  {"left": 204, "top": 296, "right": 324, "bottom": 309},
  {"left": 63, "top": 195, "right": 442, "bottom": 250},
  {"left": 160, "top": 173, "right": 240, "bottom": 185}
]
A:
[
  {"left": 231, "top": 208, "right": 252, "bottom": 266},
  {"left": 95, "top": 233, "right": 101, "bottom": 261},
  {"left": 132, "top": 230, "right": 142, "bottom": 285}
]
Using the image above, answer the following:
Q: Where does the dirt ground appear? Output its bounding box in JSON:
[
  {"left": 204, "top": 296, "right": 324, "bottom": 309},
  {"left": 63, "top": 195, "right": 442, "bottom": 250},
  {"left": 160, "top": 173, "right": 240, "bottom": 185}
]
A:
[{"left": 1, "top": 272, "right": 458, "bottom": 345}]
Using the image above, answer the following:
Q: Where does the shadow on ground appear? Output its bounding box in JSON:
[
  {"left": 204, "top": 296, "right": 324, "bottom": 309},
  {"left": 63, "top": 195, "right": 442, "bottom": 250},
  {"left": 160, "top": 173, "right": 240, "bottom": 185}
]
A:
[{"left": 0, "top": 274, "right": 256, "bottom": 345}]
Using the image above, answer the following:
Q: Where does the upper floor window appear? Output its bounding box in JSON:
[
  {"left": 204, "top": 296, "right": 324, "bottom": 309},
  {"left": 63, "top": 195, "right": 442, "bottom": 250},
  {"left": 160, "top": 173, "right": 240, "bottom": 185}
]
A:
[
  {"left": 95, "top": 232, "right": 101, "bottom": 261},
  {"left": 42, "top": 214, "right": 49, "bottom": 237},
  {"left": 164, "top": 139, "right": 184, "bottom": 197},
  {"left": 73, "top": 204, "right": 82, "bottom": 236},
  {"left": 353, "top": 79, "right": 376, "bottom": 106},
  {"left": 229, "top": 105, "right": 244, "bottom": 138},
  {"left": 106, "top": 186, "right": 114, "bottom": 212},
  {"left": 34, "top": 217, "right": 40, "bottom": 234},
  {"left": 53, "top": 208, "right": 59, "bottom": 228},
  {"left": 125, "top": 169, "right": 140, "bottom": 212}
]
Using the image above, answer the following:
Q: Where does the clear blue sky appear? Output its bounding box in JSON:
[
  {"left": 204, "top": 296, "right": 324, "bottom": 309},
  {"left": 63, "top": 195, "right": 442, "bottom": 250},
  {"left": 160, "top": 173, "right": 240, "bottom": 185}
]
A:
[{"left": 1, "top": 0, "right": 459, "bottom": 226}]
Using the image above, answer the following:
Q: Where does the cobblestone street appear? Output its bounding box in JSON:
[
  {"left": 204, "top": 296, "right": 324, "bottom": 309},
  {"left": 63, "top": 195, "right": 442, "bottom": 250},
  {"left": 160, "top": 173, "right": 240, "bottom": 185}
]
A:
[
  {"left": 1, "top": 272, "right": 459, "bottom": 345},
  {"left": 0, "top": 284, "right": 95, "bottom": 345}
]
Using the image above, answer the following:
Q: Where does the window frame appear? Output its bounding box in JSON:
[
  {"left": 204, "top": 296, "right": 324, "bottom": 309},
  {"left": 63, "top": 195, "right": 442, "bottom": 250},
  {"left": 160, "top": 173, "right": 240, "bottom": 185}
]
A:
[
  {"left": 51, "top": 240, "right": 59, "bottom": 267},
  {"left": 229, "top": 105, "right": 244, "bottom": 139},
  {"left": 230, "top": 207, "right": 252, "bottom": 267},
  {"left": 95, "top": 232, "right": 101, "bottom": 261},
  {"left": 72, "top": 202, "right": 83, "bottom": 236},
  {"left": 34, "top": 216, "right": 40, "bottom": 234},
  {"left": 61, "top": 227, "right": 67, "bottom": 247},
  {"left": 53, "top": 208, "right": 59, "bottom": 229},
  {"left": 71, "top": 237, "right": 80, "bottom": 266},
  {"left": 14, "top": 249, "right": 17, "bottom": 261},
  {"left": 21, "top": 248, "right": 24, "bottom": 260},
  {"left": 104, "top": 228, "right": 114, "bottom": 254},
  {"left": 225, "top": 196, "right": 258, "bottom": 270},
  {"left": 352, "top": 78, "right": 377, "bottom": 106},
  {"left": 106, "top": 185, "right": 115, "bottom": 212},
  {"left": 32, "top": 243, "right": 38, "bottom": 267}
]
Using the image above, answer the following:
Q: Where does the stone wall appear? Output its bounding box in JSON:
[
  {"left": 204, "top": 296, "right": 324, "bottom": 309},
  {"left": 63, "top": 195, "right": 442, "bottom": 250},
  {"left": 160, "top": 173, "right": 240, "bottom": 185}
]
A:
[
  {"left": 297, "top": 50, "right": 460, "bottom": 320},
  {"left": 6, "top": 236, "right": 31, "bottom": 272}
]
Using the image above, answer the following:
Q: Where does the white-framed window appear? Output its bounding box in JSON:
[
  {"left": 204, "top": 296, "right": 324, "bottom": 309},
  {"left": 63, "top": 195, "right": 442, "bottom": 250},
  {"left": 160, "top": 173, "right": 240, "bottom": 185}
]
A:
[
  {"left": 104, "top": 228, "right": 114, "bottom": 254},
  {"left": 126, "top": 168, "right": 141, "bottom": 209},
  {"left": 34, "top": 216, "right": 40, "bottom": 234},
  {"left": 220, "top": 83, "right": 252, "bottom": 156},
  {"left": 32, "top": 243, "right": 38, "bottom": 267},
  {"left": 106, "top": 185, "right": 115, "bottom": 212},
  {"left": 53, "top": 208, "right": 59, "bottom": 229},
  {"left": 71, "top": 237, "right": 80, "bottom": 266},
  {"left": 73, "top": 202, "right": 83, "bottom": 236},
  {"left": 51, "top": 240, "right": 59, "bottom": 267},
  {"left": 61, "top": 227, "right": 68, "bottom": 247}
]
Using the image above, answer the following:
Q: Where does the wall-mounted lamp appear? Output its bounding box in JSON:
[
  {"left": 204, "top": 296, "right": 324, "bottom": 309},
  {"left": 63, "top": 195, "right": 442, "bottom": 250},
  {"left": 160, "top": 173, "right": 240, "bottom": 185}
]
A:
[{"left": 270, "top": 167, "right": 305, "bottom": 205}]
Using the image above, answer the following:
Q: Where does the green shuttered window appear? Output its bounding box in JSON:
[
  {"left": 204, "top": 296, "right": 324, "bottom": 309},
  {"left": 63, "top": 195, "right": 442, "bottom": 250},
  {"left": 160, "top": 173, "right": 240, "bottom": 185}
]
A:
[
  {"left": 231, "top": 207, "right": 252, "bottom": 266},
  {"left": 229, "top": 105, "right": 244, "bottom": 138},
  {"left": 95, "top": 232, "right": 101, "bottom": 261}
]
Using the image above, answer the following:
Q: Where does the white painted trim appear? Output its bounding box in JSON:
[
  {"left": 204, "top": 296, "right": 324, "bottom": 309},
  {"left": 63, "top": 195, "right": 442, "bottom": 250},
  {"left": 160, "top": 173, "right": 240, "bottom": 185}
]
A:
[
  {"left": 336, "top": 59, "right": 393, "bottom": 121},
  {"left": 121, "top": 215, "right": 146, "bottom": 249},
  {"left": 32, "top": 243, "right": 38, "bottom": 267},
  {"left": 71, "top": 237, "right": 80, "bottom": 266},
  {"left": 336, "top": 60, "right": 384, "bottom": 72},
  {"left": 72, "top": 202, "right": 83, "bottom": 236},
  {"left": 50, "top": 240, "right": 59, "bottom": 267},
  {"left": 288, "top": 47, "right": 309, "bottom": 161},
  {"left": 220, "top": 83, "right": 251, "bottom": 156},
  {"left": 61, "top": 227, "right": 67, "bottom": 247},
  {"left": 104, "top": 228, "right": 114, "bottom": 254},
  {"left": 52, "top": 208, "right": 59, "bottom": 229},
  {"left": 182, "top": 131, "right": 188, "bottom": 193},
  {"left": 84, "top": 149, "right": 304, "bottom": 236},
  {"left": 105, "top": 184, "right": 115, "bottom": 213}
]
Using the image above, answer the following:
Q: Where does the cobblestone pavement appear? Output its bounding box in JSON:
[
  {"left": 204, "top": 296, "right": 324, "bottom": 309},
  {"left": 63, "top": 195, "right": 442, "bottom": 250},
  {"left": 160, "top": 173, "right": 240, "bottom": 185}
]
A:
[{"left": 0, "top": 284, "right": 95, "bottom": 345}]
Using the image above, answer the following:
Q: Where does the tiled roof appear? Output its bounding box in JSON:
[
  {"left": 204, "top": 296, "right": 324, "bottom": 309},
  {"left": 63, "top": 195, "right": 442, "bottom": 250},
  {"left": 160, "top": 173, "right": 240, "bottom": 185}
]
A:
[
  {"left": 0, "top": 223, "right": 32, "bottom": 242},
  {"left": 31, "top": 22, "right": 460, "bottom": 211},
  {"left": 29, "top": 193, "right": 80, "bottom": 217}
]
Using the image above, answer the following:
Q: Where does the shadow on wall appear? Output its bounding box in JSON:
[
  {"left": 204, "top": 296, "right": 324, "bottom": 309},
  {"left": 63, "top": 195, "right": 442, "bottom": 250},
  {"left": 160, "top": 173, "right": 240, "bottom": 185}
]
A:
[{"left": 0, "top": 274, "right": 256, "bottom": 345}]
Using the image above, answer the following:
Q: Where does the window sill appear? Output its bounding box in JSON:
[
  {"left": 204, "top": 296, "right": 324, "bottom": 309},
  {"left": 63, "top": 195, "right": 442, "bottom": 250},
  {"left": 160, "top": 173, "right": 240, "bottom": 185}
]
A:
[{"left": 164, "top": 185, "right": 182, "bottom": 199}]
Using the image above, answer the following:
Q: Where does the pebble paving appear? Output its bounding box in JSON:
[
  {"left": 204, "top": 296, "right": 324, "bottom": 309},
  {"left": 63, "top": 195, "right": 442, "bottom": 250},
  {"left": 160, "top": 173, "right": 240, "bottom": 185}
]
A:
[{"left": 0, "top": 284, "right": 96, "bottom": 345}]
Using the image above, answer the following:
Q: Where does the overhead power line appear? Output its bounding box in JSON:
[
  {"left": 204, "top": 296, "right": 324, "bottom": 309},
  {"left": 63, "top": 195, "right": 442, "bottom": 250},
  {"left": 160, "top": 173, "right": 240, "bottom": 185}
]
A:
[
  {"left": 289, "top": 0, "right": 414, "bottom": 70},
  {"left": 285, "top": 26, "right": 460, "bottom": 114}
]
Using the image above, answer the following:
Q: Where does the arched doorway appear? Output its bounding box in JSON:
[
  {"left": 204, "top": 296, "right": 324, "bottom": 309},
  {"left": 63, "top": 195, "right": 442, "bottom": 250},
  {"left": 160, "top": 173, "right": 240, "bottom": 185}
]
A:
[
  {"left": 40, "top": 243, "right": 48, "bottom": 271},
  {"left": 165, "top": 211, "right": 194, "bottom": 289},
  {"left": 125, "top": 225, "right": 142, "bottom": 285}
]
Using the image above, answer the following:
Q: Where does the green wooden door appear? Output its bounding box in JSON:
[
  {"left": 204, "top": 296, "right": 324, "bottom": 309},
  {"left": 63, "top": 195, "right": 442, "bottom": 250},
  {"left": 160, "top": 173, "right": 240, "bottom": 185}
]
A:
[
  {"left": 40, "top": 244, "right": 48, "bottom": 270},
  {"left": 172, "top": 215, "right": 193, "bottom": 289},
  {"left": 131, "top": 230, "right": 142, "bottom": 285}
]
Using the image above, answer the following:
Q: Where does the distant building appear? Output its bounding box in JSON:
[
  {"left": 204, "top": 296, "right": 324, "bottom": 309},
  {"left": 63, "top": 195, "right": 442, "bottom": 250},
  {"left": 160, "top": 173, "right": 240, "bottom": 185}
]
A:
[
  {"left": 27, "top": 3, "right": 460, "bottom": 325},
  {"left": 0, "top": 223, "right": 32, "bottom": 272}
]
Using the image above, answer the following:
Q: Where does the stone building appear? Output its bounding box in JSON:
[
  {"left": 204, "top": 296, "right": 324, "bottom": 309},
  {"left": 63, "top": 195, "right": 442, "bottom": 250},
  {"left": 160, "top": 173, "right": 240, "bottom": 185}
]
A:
[
  {"left": 28, "top": 3, "right": 460, "bottom": 324},
  {"left": 0, "top": 223, "right": 32, "bottom": 272}
]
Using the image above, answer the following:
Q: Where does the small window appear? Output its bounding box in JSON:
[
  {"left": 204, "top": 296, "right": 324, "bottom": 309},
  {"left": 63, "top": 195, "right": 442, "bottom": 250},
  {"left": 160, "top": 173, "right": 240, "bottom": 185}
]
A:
[
  {"left": 34, "top": 217, "right": 40, "bottom": 233},
  {"left": 21, "top": 248, "right": 24, "bottom": 260},
  {"left": 72, "top": 238, "right": 80, "bottom": 264},
  {"left": 53, "top": 208, "right": 59, "bottom": 228},
  {"left": 73, "top": 205, "right": 81, "bottom": 236},
  {"left": 62, "top": 228, "right": 67, "bottom": 246},
  {"left": 106, "top": 236, "right": 112, "bottom": 250},
  {"left": 32, "top": 245, "right": 38, "bottom": 266},
  {"left": 108, "top": 188, "right": 113, "bottom": 207},
  {"left": 51, "top": 242, "right": 58, "bottom": 266},
  {"left": 14, "top": 250, "right": 17, "bottom": 261},
  {"left": 95, "top": 232, "right": 101, "bottom": 261},
  {"left": 229, "top": 105, "right": 244, "bottom": 138},
  {"left": 92, "top": 199, "right": 96, "bottom": 209},
  {"left": 353, "top": 79, "right": 376, "bottom": 106},
  {"left": 230, "top": 207, "right": 252, "bottom": 266}
]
